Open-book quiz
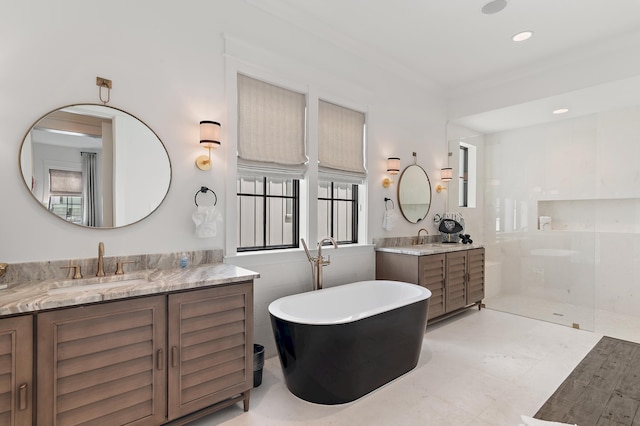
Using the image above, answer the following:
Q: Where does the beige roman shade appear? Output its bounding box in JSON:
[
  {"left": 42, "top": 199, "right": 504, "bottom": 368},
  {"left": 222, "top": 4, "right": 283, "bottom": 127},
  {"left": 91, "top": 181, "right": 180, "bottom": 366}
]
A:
[
  {"left": 318, "top": 100, "right": 366, "bottom": 183},
  {"left": 237, "top": 74, "right": 307, "bottom": 177},
  {"left": 49, "top": 169, "right": 82, "bottom": 194}
]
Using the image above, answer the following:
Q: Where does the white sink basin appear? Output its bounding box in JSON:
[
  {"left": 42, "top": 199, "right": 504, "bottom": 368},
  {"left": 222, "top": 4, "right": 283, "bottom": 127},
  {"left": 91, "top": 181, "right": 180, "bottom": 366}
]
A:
[{"left": 48, "top": 274, "right": 151, "bottom": 295}]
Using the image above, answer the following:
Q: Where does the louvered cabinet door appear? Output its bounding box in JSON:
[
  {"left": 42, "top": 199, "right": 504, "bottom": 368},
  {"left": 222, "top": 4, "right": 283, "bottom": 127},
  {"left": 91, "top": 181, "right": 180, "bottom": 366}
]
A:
[
  {"left": 445, "top": 251, "right": 468, "bottom": 313},
  {"left": 167, "top": 282, "right": 253, "bottom": 421},
  {"left": 37, "top": 297, "right": 167, "bottom": 426},
  {"left": 467, "top": 248, "right": 485, "bottom": 304},
  {"left": 0, "top": 315, "right": 33, "bottom": 426},
  {"left": 418, "top": 254, "right": 446, "bottom": 319}
]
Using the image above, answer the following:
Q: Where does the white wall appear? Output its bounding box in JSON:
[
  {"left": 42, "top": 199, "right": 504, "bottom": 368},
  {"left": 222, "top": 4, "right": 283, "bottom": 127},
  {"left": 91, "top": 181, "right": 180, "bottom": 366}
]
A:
[
  {"left": 1, "top": 1, "right": 448, "bottom": 356},
  {"left": 114, "top": 112, "right": 170, "bottom": 226}
]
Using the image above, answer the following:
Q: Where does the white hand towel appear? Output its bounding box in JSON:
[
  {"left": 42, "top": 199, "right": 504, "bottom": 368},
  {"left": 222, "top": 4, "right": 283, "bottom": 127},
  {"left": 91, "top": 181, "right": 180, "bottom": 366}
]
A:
[
  {"left": 192, "top": 205, "right": 222, "bottom": 238},
  {"left": 382, "top": 209, "right": 398, "bottom": 231}
]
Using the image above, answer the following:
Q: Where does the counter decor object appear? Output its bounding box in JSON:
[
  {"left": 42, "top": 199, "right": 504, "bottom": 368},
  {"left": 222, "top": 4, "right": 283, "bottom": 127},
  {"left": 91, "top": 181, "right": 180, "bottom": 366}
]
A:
[{"left": 539, "top": 215, "right": 552, "bottom": 230}]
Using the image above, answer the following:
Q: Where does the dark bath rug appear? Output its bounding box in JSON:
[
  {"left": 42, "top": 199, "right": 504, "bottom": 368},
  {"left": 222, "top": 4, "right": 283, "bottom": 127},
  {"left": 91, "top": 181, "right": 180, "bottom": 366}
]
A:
[{"left": 535, "top": 336, "right": 640, "bottom": 426}]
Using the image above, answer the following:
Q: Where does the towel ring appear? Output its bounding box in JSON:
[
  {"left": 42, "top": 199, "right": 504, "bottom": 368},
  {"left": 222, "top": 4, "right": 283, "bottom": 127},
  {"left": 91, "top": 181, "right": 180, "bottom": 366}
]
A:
[
  {"left": 195, "top": 186, "right": 217, "bottom": 207},
  {"left": 384, "top": 197, "right": 394, "bottom": 210}
]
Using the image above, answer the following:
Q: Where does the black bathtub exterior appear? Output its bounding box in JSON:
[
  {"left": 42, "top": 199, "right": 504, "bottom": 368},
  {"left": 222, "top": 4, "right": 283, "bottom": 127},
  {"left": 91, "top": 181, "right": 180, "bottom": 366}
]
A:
[{"left": 270, "top": 298, "right": 429, "bottom": 405}]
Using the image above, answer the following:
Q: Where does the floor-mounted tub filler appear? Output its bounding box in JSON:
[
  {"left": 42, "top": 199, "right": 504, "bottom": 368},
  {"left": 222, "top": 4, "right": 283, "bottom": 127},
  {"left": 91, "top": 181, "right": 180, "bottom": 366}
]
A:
[{"left": 269, "top": 280, "right": 431, "bottom": 404}]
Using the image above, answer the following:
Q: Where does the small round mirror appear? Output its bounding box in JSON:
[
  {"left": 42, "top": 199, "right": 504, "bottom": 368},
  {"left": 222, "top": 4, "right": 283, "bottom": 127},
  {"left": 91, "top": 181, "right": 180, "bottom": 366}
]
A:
[
  {"left": 19, "top": 104, "right": 171, "bottom": 228},
  {"left": 397, "top": 164, "right": 432, "bottom": 223}
]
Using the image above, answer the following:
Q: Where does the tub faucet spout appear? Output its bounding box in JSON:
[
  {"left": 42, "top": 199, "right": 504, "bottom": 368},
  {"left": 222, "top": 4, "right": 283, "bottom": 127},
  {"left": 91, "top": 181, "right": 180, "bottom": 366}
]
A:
[
  {"left": 318, "top": 237, "right": 338, "bottom": 258},
  {"left": 301, "top": 237, "right": 338, "bottom": 291}
]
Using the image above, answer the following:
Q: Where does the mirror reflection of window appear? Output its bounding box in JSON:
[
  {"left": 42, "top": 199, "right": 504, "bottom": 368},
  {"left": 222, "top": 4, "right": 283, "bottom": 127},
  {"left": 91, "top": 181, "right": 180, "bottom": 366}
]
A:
[{"left": 48, "top": 169, "right": 83, "bottom": 224}]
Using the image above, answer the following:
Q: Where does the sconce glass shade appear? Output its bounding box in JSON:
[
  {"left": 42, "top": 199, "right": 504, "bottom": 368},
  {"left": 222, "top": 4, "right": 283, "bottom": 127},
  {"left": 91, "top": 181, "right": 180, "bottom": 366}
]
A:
[
  {"left": 387, "top": 157, "right": 400, "bottom": 175},
  {"left": 196, "top": 121, "right": 221, "bottom": 170},
  {"left": 441, "top": 167, "right": 453, "bottom": 182}
]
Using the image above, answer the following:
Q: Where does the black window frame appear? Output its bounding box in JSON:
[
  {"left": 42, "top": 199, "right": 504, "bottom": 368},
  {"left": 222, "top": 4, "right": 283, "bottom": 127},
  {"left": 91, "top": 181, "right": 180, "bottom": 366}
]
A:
[
  {"left": 459, "top": 145, "right": 469, "bottom": 207},
  {"left": 318, "top": 181, "right": 359, "bottom": 245},
  {"left": 237, "top": 177, "right": 300, "bottom": 252}
]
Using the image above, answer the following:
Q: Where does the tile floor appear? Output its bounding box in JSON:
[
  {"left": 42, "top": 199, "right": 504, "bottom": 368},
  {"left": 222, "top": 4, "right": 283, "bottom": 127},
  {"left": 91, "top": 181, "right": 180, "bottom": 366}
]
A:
[
  {"left": 188, "top": 308, "right": 620, "bottom": 426},
  {"left": 487, "top": 293, "right": 640, "bottom": 344}
]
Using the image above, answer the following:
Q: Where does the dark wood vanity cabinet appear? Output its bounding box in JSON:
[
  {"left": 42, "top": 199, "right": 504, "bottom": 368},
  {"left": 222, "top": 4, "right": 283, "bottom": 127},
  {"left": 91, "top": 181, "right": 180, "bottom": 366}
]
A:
[
  {"left": 37, "top": 296, "right": 168, "bottom": 426},
  {"left": 445, "top": 251, "right": 469, "bottom": 313},
  {"left": 167, "top": 282, "right": 253, "bottom": 421},
  {"left": 466, "top": 249, "right": 486, "bottom": 306},
  {"left": 0, "top": 315, "right": 33, "bottom": 426},
  {"left": 376, "top": 248, "right": 485, "bottom": 321},
  {"left": 36, "top": 282, "right": 254, "bottom": 425},
  {"left": 419, "top": 254, "right": 446, "bottom": 319}
]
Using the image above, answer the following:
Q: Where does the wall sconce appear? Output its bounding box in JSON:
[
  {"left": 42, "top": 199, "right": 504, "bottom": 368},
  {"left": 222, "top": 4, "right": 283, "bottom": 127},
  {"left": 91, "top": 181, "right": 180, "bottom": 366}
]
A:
[
  {"left": 382, "top": 157, "right": 400, "bottom": 188},
  {"left": 195, "top": 121, "right": 221, "bottom": 171},
  {"left": 436, "top": 167, "right": 453, "bottom": 193}
]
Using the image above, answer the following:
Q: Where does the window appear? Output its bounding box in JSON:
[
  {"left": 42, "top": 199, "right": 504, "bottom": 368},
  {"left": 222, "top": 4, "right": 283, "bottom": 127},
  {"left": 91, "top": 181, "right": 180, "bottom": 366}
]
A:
[
  {"left": 236, "top": 74, "right": 306, "bottom": 251},
  {"left": 318, "top": 181, "right": 358, "bottom": 244},
  {"left": 317, "top": 100, "right": 365, "bottom": 245},
  {"left": 235, "top": 74, "right": 366, "bottom": 252},
  {"left": 48, "top": 196, "right": 83, "bottom": 224},
  {"left": 458, "top": 142, "right": 477, "bottom": 208},
  {"left": 459, "top": 145, "right": 469, "bottom": 207},
  {"left": 237, "top": 176, "right": 299, "bottom": 251},
  {"left": 317, "top": 100, "right": 366, "bottom": 179}
]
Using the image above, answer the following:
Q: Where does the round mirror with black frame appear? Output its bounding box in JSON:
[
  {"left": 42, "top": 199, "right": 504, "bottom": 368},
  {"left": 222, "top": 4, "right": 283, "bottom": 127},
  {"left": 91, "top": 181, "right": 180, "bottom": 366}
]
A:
[
  {"left": 18, "top": 104, "right": 171, "bottom": 229},
  {"left": 397, "top": 164, "right": 432, "bottom": 223}
]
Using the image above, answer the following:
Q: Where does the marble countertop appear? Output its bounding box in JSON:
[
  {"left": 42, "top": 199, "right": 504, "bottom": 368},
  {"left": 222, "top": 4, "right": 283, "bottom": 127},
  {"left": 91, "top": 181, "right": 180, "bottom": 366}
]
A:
[
  {"left": 0, "top": 263, "right": 259, "bottom": 316},
  {"left": 376, "top": 242, "right": 484, "bottom": 256}
]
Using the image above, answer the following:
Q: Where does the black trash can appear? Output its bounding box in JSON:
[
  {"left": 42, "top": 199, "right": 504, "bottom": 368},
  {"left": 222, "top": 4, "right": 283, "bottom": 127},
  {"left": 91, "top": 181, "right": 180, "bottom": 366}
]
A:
[{"left": 253, "top": 344, "right": 265, "bottom": 387}]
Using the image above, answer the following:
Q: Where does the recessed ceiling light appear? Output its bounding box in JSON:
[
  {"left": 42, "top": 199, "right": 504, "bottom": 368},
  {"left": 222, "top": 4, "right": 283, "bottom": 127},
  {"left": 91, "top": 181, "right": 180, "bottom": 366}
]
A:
[
  {"left": 553, "top": 108, "right": 569, "bottom": 115},
  {"left": 482, "top": 0, "right": 507, "bottom": 15},
  {"left": 512, "top": 31, "right": 533, "bottom": 42}
]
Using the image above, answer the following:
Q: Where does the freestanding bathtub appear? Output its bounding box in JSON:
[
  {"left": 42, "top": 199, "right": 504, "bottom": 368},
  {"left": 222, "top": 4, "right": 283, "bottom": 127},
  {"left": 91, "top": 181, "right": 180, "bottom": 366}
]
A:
[{"left": 269, "top": 280, "right": 431, "bottom": 404}]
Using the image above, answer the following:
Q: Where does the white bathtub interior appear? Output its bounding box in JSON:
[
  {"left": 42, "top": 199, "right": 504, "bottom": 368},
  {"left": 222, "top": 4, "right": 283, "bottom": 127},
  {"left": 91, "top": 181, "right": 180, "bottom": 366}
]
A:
[{"left": 268, "top": 280, "right": 431, "bottom": 325}]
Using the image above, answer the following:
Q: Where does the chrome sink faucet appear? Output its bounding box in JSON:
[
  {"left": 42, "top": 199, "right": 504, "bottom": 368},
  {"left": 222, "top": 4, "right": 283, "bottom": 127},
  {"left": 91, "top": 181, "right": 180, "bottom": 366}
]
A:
[{"left": 301, "top": 237, "right": 338, "bottom": 291}]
